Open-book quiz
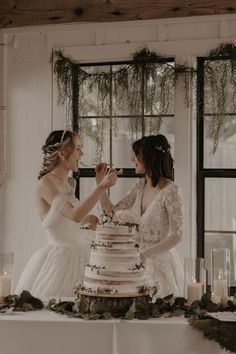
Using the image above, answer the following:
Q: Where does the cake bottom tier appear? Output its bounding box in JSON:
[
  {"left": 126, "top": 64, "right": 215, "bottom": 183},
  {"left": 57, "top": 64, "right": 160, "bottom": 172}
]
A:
[{"left": 84, "top": 267, "right": 145, "bottom": 293}]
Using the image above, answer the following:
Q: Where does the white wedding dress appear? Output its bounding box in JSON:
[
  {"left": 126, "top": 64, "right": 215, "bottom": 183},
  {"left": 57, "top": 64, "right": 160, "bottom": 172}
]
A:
[
  {"left": 15, "top": 192, "right": 92, "bottom": 299},
  {"left": 101, "top": 178, "right": 184, "bottom": 297}
]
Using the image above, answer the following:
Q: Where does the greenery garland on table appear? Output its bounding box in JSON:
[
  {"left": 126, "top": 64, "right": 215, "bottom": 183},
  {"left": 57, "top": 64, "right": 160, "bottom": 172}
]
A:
[
  {"left": 190, "top": 317, "right": 236, "bottom": 353},
  {"left": 0, "top": 290, "right": 43, "bottom": 312},
  {"left": 1, "top": 291, "right": 236, "bottom": 352},
  {"left": 48, "top": 291, "right": 236, "bottom": 353}
]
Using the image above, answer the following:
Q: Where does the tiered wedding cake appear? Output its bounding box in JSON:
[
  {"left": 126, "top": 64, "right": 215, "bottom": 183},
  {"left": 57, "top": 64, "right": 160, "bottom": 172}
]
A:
[{"left": 83, "top": 223, "right": 145, "bottom": 294}]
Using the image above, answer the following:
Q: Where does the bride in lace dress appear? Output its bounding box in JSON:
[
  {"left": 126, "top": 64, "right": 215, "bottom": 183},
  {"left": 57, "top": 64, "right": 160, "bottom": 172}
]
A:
[
  {"left": 96, "top": 134, "right": 184, "bottom": 297},
  {"left": 15, "top": 130, "right": 117, "bottom": 298}
]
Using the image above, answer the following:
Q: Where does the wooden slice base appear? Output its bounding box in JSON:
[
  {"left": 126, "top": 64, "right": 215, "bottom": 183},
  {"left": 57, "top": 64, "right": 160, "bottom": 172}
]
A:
[{"left": 76, "top": 289, "right": 151, "bottom": 316}]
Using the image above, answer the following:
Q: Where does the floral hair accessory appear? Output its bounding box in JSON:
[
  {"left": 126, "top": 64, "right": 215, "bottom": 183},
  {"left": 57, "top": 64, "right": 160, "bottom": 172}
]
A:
[{"left": 155, "top": 145, "right": 170, "bottom": 153}]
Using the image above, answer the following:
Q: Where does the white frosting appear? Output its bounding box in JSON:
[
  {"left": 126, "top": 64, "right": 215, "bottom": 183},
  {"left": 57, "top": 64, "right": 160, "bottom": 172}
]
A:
[{"left": 84, "top": 224, "right": 144, "bottom": 293}]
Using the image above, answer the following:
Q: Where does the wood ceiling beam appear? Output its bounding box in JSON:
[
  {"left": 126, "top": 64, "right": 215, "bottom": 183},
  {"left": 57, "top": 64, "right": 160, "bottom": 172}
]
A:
[{"left": 0, "top": 0, "right": 236, "bottom": 29}]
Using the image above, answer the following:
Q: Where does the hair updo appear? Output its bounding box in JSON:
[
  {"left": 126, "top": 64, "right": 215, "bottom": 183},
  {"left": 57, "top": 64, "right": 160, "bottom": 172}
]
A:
[
  {"left": 132, "top": 134, "right": 174, "bottom": 187},
  {"left": 38, "top": 130, "right": 77, "bottom": 179}
]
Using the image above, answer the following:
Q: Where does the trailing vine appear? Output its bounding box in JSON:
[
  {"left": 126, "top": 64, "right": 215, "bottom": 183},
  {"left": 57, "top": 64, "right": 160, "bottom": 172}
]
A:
[
  {"left": 51, "top": 48, "right": 180, "bottom": 161},
  {"left": 52, "top": 43, "right": 236, "bottom": 157},
  {"left": 204, "top": 43, "right": 236, "bottom": 153}
]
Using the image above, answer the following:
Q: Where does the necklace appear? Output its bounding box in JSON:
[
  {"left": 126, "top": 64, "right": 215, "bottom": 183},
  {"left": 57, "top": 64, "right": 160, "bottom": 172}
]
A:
[
  {"left": 50, "top": 171, "right": 75, "bottom": 196},
  {"left": 51, "top": 171, "right": 68, "bottom": 180}
]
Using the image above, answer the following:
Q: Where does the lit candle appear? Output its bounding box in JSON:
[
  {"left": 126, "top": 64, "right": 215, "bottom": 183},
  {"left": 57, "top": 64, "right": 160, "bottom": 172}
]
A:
[
  {"left": 213, "top": 279, "right": 228, "bottom": 304},
  {"left": 187, "top": 280, "right": 202, "bottom": 304},
  {"left": 0, "top": 274, "right": 11, "bottom": 297}
]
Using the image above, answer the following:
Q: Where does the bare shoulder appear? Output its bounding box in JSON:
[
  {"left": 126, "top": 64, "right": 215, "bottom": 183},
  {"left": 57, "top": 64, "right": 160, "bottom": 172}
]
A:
[{"left": 37, "top": 174, "right": 57, "bottom": 198}]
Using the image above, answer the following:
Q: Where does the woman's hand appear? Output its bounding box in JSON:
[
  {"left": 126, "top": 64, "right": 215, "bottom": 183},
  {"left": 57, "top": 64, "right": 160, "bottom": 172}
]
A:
[
  {"left": 98, "top": 169, "right": 117, "bottom": 189},
  {"left": 82, "top": 214, "right": 99, "bottom": 230},
  {"left": 95, "top": 163, "right": 108, "bottom": 184},
  {"left": 95, "top": 163, "right": 123, "bottom": 185}
]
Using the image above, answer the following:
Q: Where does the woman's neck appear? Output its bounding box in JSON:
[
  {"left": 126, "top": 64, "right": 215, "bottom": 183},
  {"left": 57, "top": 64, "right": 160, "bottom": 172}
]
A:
[
  {"left": 51, "top": 166, "right": 69, "bottom": 179},
  {"left": 145, "top": 175, "right": 153, "bottom": 188},
  {"left": 145, "top": 175, "right": 168, "bottom": 189}
]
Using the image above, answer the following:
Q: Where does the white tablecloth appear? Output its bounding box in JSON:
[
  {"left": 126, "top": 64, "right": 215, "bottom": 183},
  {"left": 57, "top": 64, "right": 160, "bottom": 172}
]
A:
[{"left": 0, "top": 310, "right": 226, "bottom": 354}]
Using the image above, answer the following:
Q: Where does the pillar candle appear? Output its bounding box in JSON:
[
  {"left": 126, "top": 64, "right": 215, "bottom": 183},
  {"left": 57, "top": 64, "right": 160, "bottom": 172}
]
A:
[
  {"left": 0, "top": 275, "right": 11, "bottom": 297},
  {"left": 213, "top": 279, "right": 228, "bottom": 304},
  {"left": 187, "top": 281, "right": 202, "bottom": 304},
  {"left": 211, "top": 292, "right": 221, "bottom": 304}
]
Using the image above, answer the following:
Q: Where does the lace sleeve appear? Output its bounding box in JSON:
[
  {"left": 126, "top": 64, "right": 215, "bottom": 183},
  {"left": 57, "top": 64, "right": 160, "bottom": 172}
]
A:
[
  {"left": 100, "top": 179, "right": 143, "bottom": 214},
  {"left": 142, "top": 184, "right": 183, "bottom": 259}
]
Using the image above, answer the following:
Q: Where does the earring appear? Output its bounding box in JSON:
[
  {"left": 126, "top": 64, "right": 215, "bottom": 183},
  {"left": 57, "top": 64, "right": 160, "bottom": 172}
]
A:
[{"left": 61, "top": 157, "right": 65, "bottom": 161}]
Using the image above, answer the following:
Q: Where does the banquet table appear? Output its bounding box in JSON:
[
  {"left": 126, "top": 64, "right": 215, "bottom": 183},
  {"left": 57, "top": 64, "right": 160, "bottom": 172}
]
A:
[{"left": 0, "top": 309, "right": 226, "bottom": 354}]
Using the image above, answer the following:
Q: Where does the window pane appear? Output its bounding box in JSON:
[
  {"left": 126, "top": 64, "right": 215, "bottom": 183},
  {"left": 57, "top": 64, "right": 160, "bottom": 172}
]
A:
[
  {"left": 79, "top": 177, "right": 140, "bottom": 217},
  {"left": 112, "top": 65, "right": 142, "bottom": 116},
  {"left": 110, "top": 177, "right": 140, "bottom": 204},
  {"left": 205, "top": 232, "right": 236, "bottom": 286},
  {"left": 205, "top": 178, "right": 236, "bottom": 232},
  {"left": 80, "top": 117, "right": 110, "bottom": 163},
  {"left": 144, "top": 117, "right": 175, "bottom": 158},
  {"left": 112, "top": 62, "right": 174, "bottom": 116},
  {"left": 79, "top": 66, "right": 110, "bottom": 117},
  {"left": 145, "top": 62, "right": 174, "bottom": 115},
  {"left": 204, "top": 115, "right": 236, "bottom": 168},
  {"left": 204, "top": 60, "right": 236, "bottom": 115},
  {"left": 112, "top": 118, "right": 139, "bottom": 168}
]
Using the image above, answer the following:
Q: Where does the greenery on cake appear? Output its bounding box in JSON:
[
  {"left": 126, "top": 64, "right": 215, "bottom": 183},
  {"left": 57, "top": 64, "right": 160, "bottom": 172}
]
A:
[
  {"left": 129, "top": 263, "right": 145, "bottom": 271},
  {"left": 90, "top": 240, "right": 112, "bottom": 250},
  {"left": 100, "top": 210, "right": 139, "bottom": 232},
  {"left": 85, "top": 264, "right": 106, "bottom": 271}
]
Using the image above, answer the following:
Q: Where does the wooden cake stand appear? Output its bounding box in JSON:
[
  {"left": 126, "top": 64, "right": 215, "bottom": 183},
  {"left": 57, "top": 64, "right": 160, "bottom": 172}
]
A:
[{"left": 75, "top": 288, "right": 154, "bottom": 316}]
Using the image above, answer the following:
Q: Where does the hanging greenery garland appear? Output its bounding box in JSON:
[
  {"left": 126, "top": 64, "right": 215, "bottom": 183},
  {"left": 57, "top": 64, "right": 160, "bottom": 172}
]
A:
[
  {"left": 204, "top": 43, "right": 236, "bottom": 153},
  {"left": 52, "top": 44, "right": 236, "bottom": 157},
  {"left": 51, "top": 48, "right": 184, "bottom": 161}
]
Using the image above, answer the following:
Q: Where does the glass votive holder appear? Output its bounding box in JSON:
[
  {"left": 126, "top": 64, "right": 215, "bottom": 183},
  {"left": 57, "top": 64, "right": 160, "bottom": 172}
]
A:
[
  {"left": 0, "top": 253, "right": 14, "bottom": 297},
  {"left": 196, "top": 257, "right": 207, "bottom": 294},
  {"left": 184, "top": 257, "right": 203, "bottom": 304},
  {"left": 211, "top": 248, "right": 230, "bottom": 304}
]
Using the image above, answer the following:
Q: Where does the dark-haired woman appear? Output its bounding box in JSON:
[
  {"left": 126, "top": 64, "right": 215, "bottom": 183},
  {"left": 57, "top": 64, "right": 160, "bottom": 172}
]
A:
[
  {"left": 15, "top": 130, "right": 117, "bottom": 298},
  {"left": 96, "top": 134, "right": 184, "bottom": 297}
]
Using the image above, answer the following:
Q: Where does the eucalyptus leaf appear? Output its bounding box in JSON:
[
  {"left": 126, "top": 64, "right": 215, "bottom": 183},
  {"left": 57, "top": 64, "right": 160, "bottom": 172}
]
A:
[
  {"left": 18, "top": 290, "right": 43, "bottom": 310},
  {"left": 91, "top": 302, "right": 111, "bottom": 315},
  {"left": 78, "top": 299, "right": 87, "bottom": 314},
  {"left": 163, "top": 294, "right": 174, "bottom": 302},
  {"left": 124, "top": 301, "right": 136, "bottom": 320}
]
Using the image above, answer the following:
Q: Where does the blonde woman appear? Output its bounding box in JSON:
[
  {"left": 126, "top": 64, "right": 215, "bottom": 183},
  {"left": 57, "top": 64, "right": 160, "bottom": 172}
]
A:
[{"left": 15, "top": 130, "right": 117, "bottom": 298}]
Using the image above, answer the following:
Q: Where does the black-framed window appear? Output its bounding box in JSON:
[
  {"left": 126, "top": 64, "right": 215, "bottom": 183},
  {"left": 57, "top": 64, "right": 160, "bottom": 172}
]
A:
[
  {"left": 72, "top": 59, "right": 175, "bottom": 203},
  {"left": 197, "top": 57, "right": 236, "bottom": 291}
]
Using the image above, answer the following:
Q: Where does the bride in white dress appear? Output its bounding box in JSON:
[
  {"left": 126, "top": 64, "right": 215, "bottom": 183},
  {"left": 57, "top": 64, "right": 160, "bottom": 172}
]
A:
[
  {"left": 15, "top": 130, "right": 117, "bottom": 298},
  {"left": 96, "top": 134, "right": 184, "bottom": 297}
]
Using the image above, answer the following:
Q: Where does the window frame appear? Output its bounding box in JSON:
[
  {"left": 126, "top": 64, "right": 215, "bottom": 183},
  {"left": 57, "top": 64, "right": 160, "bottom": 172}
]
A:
[
  {"left": 72, "top": 58, "right": 174, "bottom": 198},
  {"left": 196, "top": 56, "right": 236, "bottom": 293}
]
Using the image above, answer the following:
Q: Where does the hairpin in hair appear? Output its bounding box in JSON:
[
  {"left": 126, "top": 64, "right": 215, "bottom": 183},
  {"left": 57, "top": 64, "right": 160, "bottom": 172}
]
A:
[
  {"left": 61, "top": 130, "right": 67, "bottom": 142},
  {"left": 155, "top": 145, "right": 170, "bottom": 153}
]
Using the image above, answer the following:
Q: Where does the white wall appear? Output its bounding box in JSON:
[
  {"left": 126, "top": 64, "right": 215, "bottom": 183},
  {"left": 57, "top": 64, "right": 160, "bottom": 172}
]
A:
[{"left": 1, "top": 14, "right": 236, "bottom": 288}]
